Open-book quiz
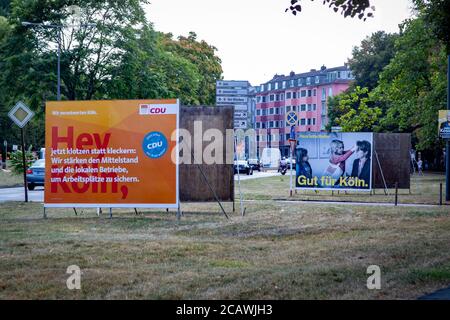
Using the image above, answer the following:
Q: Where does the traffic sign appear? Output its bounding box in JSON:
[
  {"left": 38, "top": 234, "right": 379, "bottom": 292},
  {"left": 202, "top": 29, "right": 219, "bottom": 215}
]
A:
[
  {"left": 286, "top": 111, "right": 298, "bottom": 126},
  {"left": 8, "top": 101, "right": 34, "bottom": 128}
]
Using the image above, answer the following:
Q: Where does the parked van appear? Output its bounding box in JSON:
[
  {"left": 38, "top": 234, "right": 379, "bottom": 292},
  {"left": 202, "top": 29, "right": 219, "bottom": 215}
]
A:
[{"left": 260, "top": 148, "right": 281, "bottom": 169}]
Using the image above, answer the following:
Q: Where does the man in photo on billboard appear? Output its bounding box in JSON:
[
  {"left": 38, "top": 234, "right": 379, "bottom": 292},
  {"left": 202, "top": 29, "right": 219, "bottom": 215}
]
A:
[
  {"left": 350, "top": 140, "right": 372, "bottom": 189},
  {"left": 440, "top": 113, "right": 450, "bottom": 138},
  {"left": 440, "top": 113, "right": 450, "bottom": 129}
]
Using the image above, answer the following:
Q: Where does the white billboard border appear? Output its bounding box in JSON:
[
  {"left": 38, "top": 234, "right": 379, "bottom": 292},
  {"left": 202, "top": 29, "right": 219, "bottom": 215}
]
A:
[
  {"left": 294, "top": 132, "right": 374, "bottom": 192},
  {"left": 44, "top": 99, "right": 180, "bottom": 210}
]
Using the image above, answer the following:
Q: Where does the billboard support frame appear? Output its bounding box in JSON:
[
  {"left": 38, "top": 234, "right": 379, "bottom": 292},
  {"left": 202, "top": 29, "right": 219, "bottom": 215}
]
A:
[{"left": 374, "top": 150, "right": 389, "bottom": 196}]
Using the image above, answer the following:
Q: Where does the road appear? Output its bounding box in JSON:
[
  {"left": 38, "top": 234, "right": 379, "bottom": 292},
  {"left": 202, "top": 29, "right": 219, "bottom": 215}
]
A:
[
  {"left": 0, "top": 172, "right": 284, "bottom": 202},
  {"left": 234, "top": 170, "right": 289, "bottom": 181},
  {"left": 0, "top": 187, "right": 44, "bottom": 203}
]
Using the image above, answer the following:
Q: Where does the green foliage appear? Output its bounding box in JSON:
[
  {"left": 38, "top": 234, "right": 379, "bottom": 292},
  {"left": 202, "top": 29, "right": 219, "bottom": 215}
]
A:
[
  {"left": 159, "top": 32, "right": 223, "bottom": 105},
  {"left": 328, "top": 86, "right": 382, "bottom": 132},
  {"left": 0, "top": 1, "right": 223, "bottom": 150},
  {"left": 287, "top": 0, "right": 374, "bottom": 20},
  {"left": 375, "top": 17, "right": 447, "bottom": 150},
  {"left": 0, "top": 0, "right": 10, "bottom": 16},
  {"left": 9, "top": 146, "right": 34, "bottom": 175},
  {"left": 348, "top": 31, "right": 398, "bottom": 90},
  {"left": 330, "top": 5, "right": 447, "bottom": 155},
  {"left": 413, "top": 0, "right": 450, "bottom": 54}
]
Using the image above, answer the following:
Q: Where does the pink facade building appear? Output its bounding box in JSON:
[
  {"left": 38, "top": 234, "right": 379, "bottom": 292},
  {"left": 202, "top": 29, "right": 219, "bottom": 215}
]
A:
[{"left": 255, "top": 65, "right": 354, "bottom": 157}]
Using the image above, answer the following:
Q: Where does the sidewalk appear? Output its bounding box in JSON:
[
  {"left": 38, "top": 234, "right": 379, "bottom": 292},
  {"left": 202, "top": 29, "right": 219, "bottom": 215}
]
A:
[{"left": 419, "top": 287, "right": 450, "bottom": 300}]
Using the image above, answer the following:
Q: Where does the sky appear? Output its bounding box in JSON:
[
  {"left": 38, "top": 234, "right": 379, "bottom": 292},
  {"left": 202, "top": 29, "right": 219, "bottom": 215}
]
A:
[{"left": 146, "top": 0, "right": 414, "bottom": 86}]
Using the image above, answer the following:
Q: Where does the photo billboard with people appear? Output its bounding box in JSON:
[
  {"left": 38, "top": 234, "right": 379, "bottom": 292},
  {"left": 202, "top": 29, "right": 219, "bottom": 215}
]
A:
[
  {"left": 439, "top": 110, "right": 450, "bottom": 139},
  {"left": 295, "top": 132, "right": 374, "bottom": 191}
]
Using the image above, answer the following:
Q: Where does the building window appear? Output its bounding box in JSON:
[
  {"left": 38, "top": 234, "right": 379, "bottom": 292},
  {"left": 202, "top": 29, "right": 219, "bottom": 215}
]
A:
[
  {"left": 281, "top": 93, "right": 285, "bottom": 101},
  {"left": 286, "top": 106, "right": 291, "bottom": 112},
  {"left": 313, "top": 89, "right": 317, "bottom": 97},
  {"left": 338, "top": 71, "right": 341, "bottom": 79},
  {"left": 301, "top": 90, "right": 306, "bottom": 97},
  {"left": 307, "top": 104, "right": 312, "bottom": 111},
  {"left": 307, "top": 119, "right": 312, "bottom": 125},
  {"left": 322, "top": 88, "right": 326, "bottom": 100},
  {"left": 313, "top": 104, "right": 316, "bottom": 111},
  {"left": 329, "top": 87, "right": 333, "bottom": 97},
  {"left": 270, "top": 95, "right": 275, "bottom": 102},
  {"left": 307, "top": 90, "right": 312, "bottom": 97},
  {"left": 275, "top": 82, "right": 279, "bottom": 90},
  {"left": 261, "top": 84, "right": 264, "bottom": 92},
  {"left": 269, "top": 121, "right": 274, "bottom": 128},
  {"left": 315, "top": 76, "right": 320, "bottom": 84},
  {"left": 298, "top": 78, "right": 302, "bottom": 86},
  {"left": 301, "top": 104, "right": 306, "bottom": 111},
  {"left": 268, "top": 83, "right": 272, "bottom": 91},
  {"left": 275, "top": 94, "right": 280, "bottom": 101},
  {"left": 306, "top": 77, "right": 311, "bottom": 85},
  {"left": 290, "top": 79, "right": 294, "bottom": 87},
  {"left": 286, "top": 92, "right": 292, "bottom": 99},
  {"left": 256, "top": 109, "right": 261, "bottom": 116},
  {"left": 269, "top": 108, "right": 274, "bottom": 115},
  {"left": 282, "top": 81, "right": 286, "bottom": 89},
  {"left": 300, "top": 119, "right": 306, "bottom": 126},
  {"left": 262, "top": 96, "right": 266, "bottom": 103},
  {"left": 293, "top": 92, "right": 297, "bottom": 99}
]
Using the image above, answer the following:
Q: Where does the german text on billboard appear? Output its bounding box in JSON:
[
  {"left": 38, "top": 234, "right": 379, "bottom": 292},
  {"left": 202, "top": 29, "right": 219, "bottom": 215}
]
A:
[{"left": 45, "top": 99, "right": 179, "bottom": 208}]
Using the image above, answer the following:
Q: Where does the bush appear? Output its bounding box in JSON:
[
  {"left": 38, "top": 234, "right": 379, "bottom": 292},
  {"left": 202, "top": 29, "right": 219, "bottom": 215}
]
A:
[{"left": 9, "top": 146, "right": 35, "bottom": 175}]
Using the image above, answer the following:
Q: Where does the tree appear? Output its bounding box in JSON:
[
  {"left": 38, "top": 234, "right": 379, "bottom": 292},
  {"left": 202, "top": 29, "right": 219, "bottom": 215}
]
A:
[
  {"left": 328, "top": 86, "right": 382, "bottom": 132},
  {"left": 287, "top": 0, "right": 374, "bottom": 20},
  {"left": 374, "top": 17, "right": 447, "bottom": 150},
  {"left": 159, "top": 32, "right": 223, "bottom": 106},
  {"left": 348, "top": 31, "right": 398, "bottom": 90},
  {"left": 0, "top": 0, "right": 224, "bottom": 150},
  {"left": 413, "top": 0, "right": 450, "bottom": 54},
  {"left": 0, "top": 0, "right": 10, "bottom": 17}
]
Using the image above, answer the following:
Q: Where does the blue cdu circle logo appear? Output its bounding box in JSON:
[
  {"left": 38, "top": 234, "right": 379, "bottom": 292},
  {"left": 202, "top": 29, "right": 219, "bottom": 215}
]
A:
[{"left": 142, "top": 132, "right": 168, "bottom": 159}]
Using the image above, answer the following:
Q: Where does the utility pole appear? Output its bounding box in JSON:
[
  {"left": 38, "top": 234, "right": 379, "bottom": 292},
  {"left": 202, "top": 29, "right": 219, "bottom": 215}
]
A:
[{"left": 446, "top": 55, "right": 450, "bottom": 201}]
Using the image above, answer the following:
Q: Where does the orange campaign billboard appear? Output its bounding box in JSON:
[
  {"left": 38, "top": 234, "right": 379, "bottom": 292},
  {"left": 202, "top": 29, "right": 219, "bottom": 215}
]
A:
[{"left": 44, "top": 99, "right": 179, "bottom": 208}]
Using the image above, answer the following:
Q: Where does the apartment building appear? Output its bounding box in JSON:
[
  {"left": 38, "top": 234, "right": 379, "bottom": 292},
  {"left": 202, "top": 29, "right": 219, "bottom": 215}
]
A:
[{"left": 255, "top": 65, "right": 354, "bottom": 157}]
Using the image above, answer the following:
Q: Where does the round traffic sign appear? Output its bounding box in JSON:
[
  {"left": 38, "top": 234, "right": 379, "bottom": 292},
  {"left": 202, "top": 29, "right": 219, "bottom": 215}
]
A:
[{"left": 286, "top": 111, "right": 298, "bottom": 126}]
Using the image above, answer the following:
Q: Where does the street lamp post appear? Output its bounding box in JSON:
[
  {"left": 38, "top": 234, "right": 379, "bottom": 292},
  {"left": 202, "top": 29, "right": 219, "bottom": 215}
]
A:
[{"left": 21, "top": 21, "right": 96, "bottom": 101}]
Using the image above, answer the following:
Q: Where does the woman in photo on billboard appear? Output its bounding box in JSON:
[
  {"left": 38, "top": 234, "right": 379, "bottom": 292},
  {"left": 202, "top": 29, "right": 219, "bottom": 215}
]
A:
[
  {"left": 296, "top": 148, "right": 313, "bottom": 179},
  {"left": 350, "top": 140, "right": 372, "bottom": 189},
  {"left": 324, "top": 140, "right": 356, "bottom": 183}
]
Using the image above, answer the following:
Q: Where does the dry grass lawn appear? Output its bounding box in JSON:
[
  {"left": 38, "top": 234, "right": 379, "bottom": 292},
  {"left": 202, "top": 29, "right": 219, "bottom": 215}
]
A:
[
  {"left": 244, "top": 172, "right": 448, "bottom": 205},
  {"left": 1, "top": 193, "right": 449, "bottom": 299},
  {"left": 0, "top": 169, "right": 22, "bottom": 188}
]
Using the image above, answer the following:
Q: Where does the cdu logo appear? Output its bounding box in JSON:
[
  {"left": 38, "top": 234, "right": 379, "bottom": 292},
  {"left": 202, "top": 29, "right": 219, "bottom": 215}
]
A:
[{"left": 142, "top": 132, "right": 168, "bottom": 159}]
